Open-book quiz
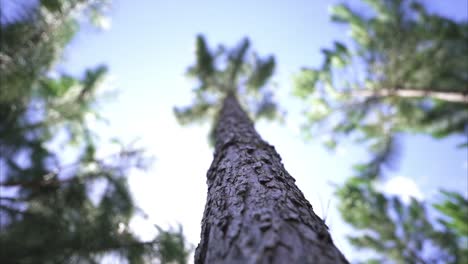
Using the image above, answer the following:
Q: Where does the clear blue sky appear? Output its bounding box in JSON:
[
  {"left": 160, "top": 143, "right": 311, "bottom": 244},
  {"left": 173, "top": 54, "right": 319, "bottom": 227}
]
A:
[{"left": 46, "top": 0, "right": 468, "bottom": 261}]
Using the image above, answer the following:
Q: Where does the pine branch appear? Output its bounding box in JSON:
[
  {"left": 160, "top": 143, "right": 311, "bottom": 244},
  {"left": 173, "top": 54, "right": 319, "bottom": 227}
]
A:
[
  {"left": 0, "top": 172, "right": 96, "bottom": 188},
  {"left": 0, "top": 196, "right": 25, "bottom": 202},
  {"left": 0, "top": 204, "right": 31, "bottom": 216},
  {"left": 0, "top": 149, "right": 142, "bottom": 188},
  {"left": 349, "top": 88, "right": 468, "bottom": 103}
]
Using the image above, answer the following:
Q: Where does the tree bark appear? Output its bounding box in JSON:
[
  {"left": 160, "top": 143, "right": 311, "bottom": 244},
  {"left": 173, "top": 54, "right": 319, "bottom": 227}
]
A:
[{"left": 194, "top": 92, "right": 348, "bottom": 264}]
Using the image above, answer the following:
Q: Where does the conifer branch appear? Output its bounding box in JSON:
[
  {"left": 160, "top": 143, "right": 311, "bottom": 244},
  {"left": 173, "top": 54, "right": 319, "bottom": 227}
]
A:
[{"left": 349, "top": 88, "right": 468, "bottom": 103}]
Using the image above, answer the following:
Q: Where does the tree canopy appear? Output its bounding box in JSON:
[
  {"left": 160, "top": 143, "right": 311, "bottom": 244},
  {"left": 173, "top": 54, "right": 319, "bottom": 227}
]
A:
[
  {"left": 174, "top": 35, "right": 281, "bottom": 135},
  {"left": 0, "top": 0, "right": 190, "bottom": 263},
  {"left": 294, "top": 0, "right": 467, "bottom": 151},
  {"left": 293, "top": 0, "right": 468, "bottom": 263}
]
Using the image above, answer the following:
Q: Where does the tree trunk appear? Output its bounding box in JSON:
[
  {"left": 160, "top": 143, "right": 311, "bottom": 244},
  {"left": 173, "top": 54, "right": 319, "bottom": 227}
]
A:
[{"left": 194, "top": 92, "right": 348, "bottom": 264}]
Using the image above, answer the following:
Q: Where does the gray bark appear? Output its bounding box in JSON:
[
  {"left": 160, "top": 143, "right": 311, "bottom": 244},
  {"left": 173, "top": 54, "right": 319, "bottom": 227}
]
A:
[{"left": 195, "top": 93, "right": 349, "bottom": 264}]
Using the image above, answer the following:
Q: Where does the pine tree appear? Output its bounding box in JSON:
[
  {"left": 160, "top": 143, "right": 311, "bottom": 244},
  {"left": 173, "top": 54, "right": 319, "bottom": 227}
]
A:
[
  {"left": 293, "top": 0, "right": 468, "bottom": 262},
  {"left": 176, "top": 35, "right": 348, "bottom": 263},
  {"left": 0, "top": 1, "right": 190, "bottom": 263}
]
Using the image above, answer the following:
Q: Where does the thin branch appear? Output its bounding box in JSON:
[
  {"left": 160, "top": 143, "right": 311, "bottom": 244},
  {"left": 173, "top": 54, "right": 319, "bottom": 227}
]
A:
[
  {"left": 349, "top": 88, "right": 468, "bottom": 103},
  {"left": 0, "top": 204, "right": 29, "bottom": 216},
  {"left": 0, "top": 196, "right": 25, "bottom": 202},
  {"left": 0, "top": 149, "right": 142, "bottom": 188}
]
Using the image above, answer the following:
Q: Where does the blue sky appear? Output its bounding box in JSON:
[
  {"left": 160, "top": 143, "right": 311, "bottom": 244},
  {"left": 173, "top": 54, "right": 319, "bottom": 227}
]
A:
[{"left": 40, "top": 0, "right": 468, "bottom": 261}]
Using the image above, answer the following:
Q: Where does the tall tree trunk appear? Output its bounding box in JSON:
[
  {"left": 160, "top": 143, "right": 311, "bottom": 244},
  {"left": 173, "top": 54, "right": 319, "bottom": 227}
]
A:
[{"left": 195, "top": 92, "right": 348, "bottom": 264}]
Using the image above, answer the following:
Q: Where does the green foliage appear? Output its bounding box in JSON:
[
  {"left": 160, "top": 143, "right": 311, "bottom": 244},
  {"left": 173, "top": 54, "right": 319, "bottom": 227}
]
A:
[
  {"left": 295, "top": 0, "right": 468, "bottom": 149},
  {"left": 193, "top": 35, "right": 215, "bottom": 83},
  {"left": 247, "top": 55, "right": 275, "bottom": 91},
  {"left": 0, "top": 1, "right": 190, "bottom": 263},
  {"left": 434, "top": 191, "right": 468, "bottom": 238},
  {"left": 333, "top": 123, "right": 466, "bottom": 263},
  {"left": 337, "top": 176, "right": 468, "bottom": 264},
  {"left": 154, "top": 225, "right": 192, "bottom": 264},
  {"left": 294, "top": 0, "right": 468, "bottom": 262},
  {"left": 175, "top": 34, "right": 281, "bottom": 135}
]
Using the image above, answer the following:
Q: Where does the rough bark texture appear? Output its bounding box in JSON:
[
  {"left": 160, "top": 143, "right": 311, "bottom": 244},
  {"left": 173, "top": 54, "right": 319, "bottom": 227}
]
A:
[{"left": 194, "top": 93, "right": 349, "bottom": 264}]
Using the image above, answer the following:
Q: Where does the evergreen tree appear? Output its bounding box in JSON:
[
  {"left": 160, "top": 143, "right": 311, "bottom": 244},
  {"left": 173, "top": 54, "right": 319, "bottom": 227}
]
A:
[
  {"left": 0, "top": 1, "right": 190, "bottom": 263},
  {"left": 175, "top": 35, "right": 348, "bottom": 263},
  {"left": 293, "top": 0, "right": 467, "bottom": 263}
]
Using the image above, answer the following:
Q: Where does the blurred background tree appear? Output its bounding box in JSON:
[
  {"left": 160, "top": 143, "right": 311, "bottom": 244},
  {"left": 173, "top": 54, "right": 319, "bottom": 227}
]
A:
[
  {"left": 293, "top": 0, "right": 467, "bottom": 263},
  {"left": 0, "top": 0, "right": 191, "bottom": 263}
]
